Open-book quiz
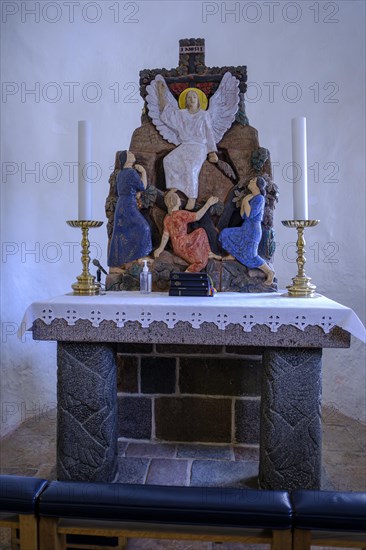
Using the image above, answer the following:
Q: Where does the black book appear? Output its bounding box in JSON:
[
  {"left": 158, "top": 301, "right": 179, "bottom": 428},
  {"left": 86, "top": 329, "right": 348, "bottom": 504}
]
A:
[
  {"left": 170, "top": 279, "right": 210, "bottom": 288},
  {"left": 169, "top": 288, "right": 213, "bottom": 297},
  {"left": 170, "top": 272, "right": 209, "bottom": 281}
]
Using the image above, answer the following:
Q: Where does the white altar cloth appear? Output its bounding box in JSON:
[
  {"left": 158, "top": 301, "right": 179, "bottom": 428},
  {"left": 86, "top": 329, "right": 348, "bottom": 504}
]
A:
[{"left": 20, "top": 291, "right": 366, "bottom": 342}]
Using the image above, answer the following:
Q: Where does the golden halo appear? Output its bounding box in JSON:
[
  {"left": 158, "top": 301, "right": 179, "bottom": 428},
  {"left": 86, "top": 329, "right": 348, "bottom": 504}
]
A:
[{"left": 178, "top": 87, "right": 208, "bottom": 110}]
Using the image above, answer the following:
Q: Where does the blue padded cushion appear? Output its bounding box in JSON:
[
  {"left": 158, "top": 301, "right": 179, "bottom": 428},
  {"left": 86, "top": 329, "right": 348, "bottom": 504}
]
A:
[
  {"left": 0, "top": 475, "right": 48, "bottom": 514},
  {"left": 291, "top": 490, "right": 366, "bottom": 531},
  {"left": 39, "top": 482, "right": 292, "bottom": 529}
]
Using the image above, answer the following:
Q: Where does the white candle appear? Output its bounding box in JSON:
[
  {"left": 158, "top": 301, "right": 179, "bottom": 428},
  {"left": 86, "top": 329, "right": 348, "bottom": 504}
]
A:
[
  {"left": 78, "top": 120, "right": 92, "bottom": 220},
  {"left": 291, "top": 116, "right": 308, "bottom": 220}
]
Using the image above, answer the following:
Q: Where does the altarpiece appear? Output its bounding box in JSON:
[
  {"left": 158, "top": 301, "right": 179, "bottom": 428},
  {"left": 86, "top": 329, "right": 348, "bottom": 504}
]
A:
[{"left": 105, "top": 38, "right": 278, "bottom": 293}]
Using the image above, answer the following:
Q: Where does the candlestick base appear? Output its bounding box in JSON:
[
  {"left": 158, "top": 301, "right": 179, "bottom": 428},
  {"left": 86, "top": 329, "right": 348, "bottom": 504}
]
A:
[
  {"left": 66, "top": 220, "right": 104, "bottom": 296},
  {"left": 70, "top": 274, "right": 102, "bottom": 296},
  {"left": 281, "top": 220, "right": 319, "bottom": 298},
  {"left": 285, "top": 276, "right": 317, "bottom": 298}
]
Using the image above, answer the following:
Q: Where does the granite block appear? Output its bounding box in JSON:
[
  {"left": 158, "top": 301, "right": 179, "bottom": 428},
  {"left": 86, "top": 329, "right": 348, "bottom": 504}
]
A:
[
  {"left": 33, "top": 318, "right": 351, "bottom": 348},
  {"left": 57, "top": 342, "right": 118, "bottom": 482},
  {"left": 233, "top": 446, "right": 260, "bottom": 461},
  {"left": 116, "top": 457, "right": 149, "bottom": 484},
  {"left": 190, "top": 459, "right": 259, "bottom": 487},
  {"left": 259, "top": 348, "right": 322, "bottom": 490},
  {"left": 177, "top": 444, "right": 233, "bottom": 460},
  {"left": 235, "top": 399, "right": 261, "bottom": 444},
  {"left": 117, "top": 396, "right": 152, "bottom": 439},
  {"left": 117, "top": 354, "right": 138, "bottom": 393},
  {"left": 146, "top": 458, "right": 189, "bottom": 486},
  {"left": 126, "top": 442, "right": 176, "bottom": 458},
  {"left": 117, "top": 441, "right": 128, "bottom": 457},
  {"left": 179, "top": 357, "right": 262, "bottom": 396},
  {"left": 141, "top": 356, "right": 176, "bottom": 394},
  {"left": 155, "top": 397, "right": 231, "bottom": 443}
]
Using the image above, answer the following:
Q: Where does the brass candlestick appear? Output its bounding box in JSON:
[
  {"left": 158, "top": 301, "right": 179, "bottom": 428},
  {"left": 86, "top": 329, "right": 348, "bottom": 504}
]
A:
[
  {"left": 66, "top": 220, "right": 104, "bottom": 295},
  {"left": 281, "top": 220, "right": 320, "bottom": 297}
]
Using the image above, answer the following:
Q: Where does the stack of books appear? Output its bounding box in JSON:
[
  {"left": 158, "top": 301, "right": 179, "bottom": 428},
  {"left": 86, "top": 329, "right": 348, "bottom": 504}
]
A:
[{"left": 169, "top": 272, "right": 215, "bottom": 297}]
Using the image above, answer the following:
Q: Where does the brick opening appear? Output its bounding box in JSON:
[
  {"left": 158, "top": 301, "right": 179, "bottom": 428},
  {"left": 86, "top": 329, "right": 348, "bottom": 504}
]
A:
[{"left": 117, "top": 344, "right": 263, "bottom": 445}]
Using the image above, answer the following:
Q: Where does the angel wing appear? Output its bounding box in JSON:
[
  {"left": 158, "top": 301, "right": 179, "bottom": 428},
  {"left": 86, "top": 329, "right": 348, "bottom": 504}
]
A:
[
  {"left": 146, "top": 74, "right": 181, "bottom": 146},
  {"left": 208, "top": 71, "right": 239, "bottom": 143}
]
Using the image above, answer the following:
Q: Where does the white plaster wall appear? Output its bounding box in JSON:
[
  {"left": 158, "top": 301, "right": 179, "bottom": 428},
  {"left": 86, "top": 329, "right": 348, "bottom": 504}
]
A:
[{"left": 1, "top": 0, "right": 365, "bottom": 436}]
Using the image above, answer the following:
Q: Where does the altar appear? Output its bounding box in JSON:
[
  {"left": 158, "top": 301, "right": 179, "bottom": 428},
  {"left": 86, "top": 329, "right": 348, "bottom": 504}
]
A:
[
  {"left": 21, "top": 291, "right": 365, "bottom": 491},
  {"left": 16, "top": 37, "right": 366, "bottom": 492}
]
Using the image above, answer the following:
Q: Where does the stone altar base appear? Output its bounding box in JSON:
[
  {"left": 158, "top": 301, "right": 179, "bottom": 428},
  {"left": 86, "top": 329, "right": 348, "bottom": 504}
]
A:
[
  {"left": 55, "top": 340, "right": 324, "bottom": 490},
  {"left": 57, "top": 342, "right": 118, "bottom": 482},
  {"left": 259, "top": 348, "right": 322, "bottom": 490},
  {"left": 29, "top": 290, "right": 354, "bottom": 490}
]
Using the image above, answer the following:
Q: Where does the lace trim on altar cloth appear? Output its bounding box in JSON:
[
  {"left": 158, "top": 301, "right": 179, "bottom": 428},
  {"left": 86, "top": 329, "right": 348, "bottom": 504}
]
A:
[
  {"left": 38, "top": 306, "right": 338, "bottom": 332},
  {"left": 20, "top": 292, "right": 366, "bottom": 342}
]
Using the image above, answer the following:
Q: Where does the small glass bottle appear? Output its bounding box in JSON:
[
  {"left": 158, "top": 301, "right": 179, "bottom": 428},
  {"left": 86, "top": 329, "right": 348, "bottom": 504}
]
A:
[{"left": 140, "top": 260, "right": 152, "bottom": 293}]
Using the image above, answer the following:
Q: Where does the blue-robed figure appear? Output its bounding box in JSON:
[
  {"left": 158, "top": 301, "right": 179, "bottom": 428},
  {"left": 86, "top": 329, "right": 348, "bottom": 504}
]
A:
[
  {"left": 219, "top": 176, "right": 275, "bottom": 285},
  {"left": 108, "top": 150, "right": 152, "bottom": 267}
]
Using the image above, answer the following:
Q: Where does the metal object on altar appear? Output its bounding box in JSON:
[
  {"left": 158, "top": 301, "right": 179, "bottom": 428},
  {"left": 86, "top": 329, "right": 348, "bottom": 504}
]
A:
[
  {"left": 281, "top": 220, "right": 320, "bottom": 297},
  {"left": 66, "top": 220, "right": 103, "bottom": 295}
]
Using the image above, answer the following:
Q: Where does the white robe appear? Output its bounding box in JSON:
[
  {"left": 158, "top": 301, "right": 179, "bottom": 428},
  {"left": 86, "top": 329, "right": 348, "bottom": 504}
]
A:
[{"left": 160, "top": 106, "right": 217, "bottom": 199}]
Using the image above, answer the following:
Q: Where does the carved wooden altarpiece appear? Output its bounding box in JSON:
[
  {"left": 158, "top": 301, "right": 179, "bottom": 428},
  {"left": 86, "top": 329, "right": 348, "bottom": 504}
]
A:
[{"left": 105, "top": 38, "right": 278, "bottom": 292}]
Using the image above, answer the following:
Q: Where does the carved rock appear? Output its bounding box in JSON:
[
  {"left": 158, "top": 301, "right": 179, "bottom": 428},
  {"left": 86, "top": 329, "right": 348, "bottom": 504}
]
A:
[
  {"left": 209, "top": 260, "right": 277, "bottom": 293},
  {"left": 106, "top": 256, "right": 277, "bottom": 293},
  {"left": 57, "top": 342, "right": 118, "bottom": 481},
  {"left": 259, "top": 348, "right": 322, "bottom": 490}
]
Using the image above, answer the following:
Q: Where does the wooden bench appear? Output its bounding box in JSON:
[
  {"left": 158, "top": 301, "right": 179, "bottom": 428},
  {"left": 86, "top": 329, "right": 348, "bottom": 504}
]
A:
[
  {"left": 0, "top": 475, "right": 48, "bottom": 550},
  {"left": 3, "top": 474, "right": 365, "bottom": 549},
  {"left": 291, "top": 489, "right": 366, "bottom": 549},
  {"left": 38, "top": 481, "right": 293, "bottom": 549}
]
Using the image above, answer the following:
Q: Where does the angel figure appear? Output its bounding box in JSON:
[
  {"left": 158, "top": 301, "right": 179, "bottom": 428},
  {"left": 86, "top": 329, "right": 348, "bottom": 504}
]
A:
[
  {"left": 154, "top": 190, "right": 222, "bottom": 272},
  {"left": 146, "top": 72, "right": 239, "bottom": 210}
]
